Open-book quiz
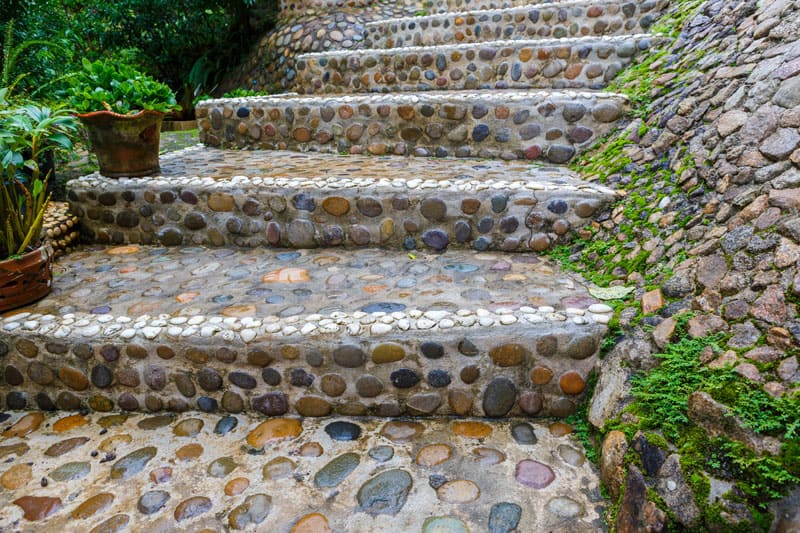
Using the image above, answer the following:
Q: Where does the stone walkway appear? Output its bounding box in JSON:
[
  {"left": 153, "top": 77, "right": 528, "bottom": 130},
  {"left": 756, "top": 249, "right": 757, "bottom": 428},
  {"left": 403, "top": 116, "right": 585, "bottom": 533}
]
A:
[{"left": 0, "top": 411, "right": 603, "bottom": 531}]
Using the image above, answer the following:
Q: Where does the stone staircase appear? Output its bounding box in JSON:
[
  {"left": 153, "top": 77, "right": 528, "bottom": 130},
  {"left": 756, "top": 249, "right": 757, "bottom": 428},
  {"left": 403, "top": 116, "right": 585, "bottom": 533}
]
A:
[{"left": 0, "top": 0, "right": 668, "bottom": 530}]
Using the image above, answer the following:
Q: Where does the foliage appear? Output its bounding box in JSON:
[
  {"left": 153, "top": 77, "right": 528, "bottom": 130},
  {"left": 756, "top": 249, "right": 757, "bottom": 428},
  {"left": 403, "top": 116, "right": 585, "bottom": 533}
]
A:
[
  {"left": 565, "top": 372, "right": 600, "bottom": 463},
  {"left": 66, "top": 58, "right": 180, "bottom": 114},
  {"left": 0, "top": 165, "right": 50, "bottom": 258}
]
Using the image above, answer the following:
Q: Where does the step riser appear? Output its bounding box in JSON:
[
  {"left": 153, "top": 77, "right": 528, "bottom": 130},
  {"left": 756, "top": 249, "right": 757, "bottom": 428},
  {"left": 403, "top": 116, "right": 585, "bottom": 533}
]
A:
[
  {"left": 365, "top": 3, "right": 664, "bottom": 49},
  {"left": 293, "top": 37, "right": 652, "bottom": 94},
  {"left": 0, "top": 325, "right": 602, "bottom": 418},
  {"left": 197, "top": 93, "right": 628, "bottom": 161},
  {"left": 428, "top": 0, "right": 545, "bottom": 13},
  {"left": 68, "top": 176, "right": 607, "bottom": 252}
]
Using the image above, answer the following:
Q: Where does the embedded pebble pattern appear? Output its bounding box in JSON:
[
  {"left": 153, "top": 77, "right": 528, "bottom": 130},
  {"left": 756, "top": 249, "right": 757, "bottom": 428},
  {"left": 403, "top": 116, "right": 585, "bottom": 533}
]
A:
[
  {"left": 196, "top": 90, "right": 629, "bottom": 162},
  {"left": 0, "top": 413, "right": 601, "bottom": 531},
  {"left": 69, "top": 148, "right": 615, "bottom": 253},
  {"left": 295, "top": 35, "right": 655, "bottom": 94},
  {"left": 2, "top": 246, "right": 609, "bottom": 417},
  {"left": 364, "top": 1, "right": 667, "bottom": 49}
]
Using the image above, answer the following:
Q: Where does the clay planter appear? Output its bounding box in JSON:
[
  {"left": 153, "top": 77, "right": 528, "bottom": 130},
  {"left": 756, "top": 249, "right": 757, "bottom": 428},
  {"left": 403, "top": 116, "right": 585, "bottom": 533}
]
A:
[
  {"left": 0, "top": 244, "right": 53, "bottom": 314},
  {"left": 78, "top": 109, "right": 164, "bottom": 177}
]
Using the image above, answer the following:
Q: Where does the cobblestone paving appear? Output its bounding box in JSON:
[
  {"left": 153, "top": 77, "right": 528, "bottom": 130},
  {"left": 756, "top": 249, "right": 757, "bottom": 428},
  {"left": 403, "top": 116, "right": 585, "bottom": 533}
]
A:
[{"left": 0, "top": 411, "right": 604, "bottom": 531}]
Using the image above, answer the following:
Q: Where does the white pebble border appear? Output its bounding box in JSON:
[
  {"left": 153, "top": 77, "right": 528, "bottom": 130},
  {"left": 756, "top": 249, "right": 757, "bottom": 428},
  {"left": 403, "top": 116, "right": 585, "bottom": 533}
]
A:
[{"left": 2, "top": 304, "right": 613, "bottom": 343}]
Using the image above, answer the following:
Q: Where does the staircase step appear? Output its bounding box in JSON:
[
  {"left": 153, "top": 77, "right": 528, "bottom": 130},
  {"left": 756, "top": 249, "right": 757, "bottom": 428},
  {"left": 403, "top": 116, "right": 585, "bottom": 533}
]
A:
[
  {"left": 68, "top": 147, "right": 616, "bottom": 252},
  {"left": 197, "top": 89, "right": 629, "bottom": 160},
  {"left": 424, "top": 0, "right": 554, "bottom": 14},
  {"left": 293, "top": 35, "right": 656, "bottom": 94},
  {"left": 0, "top": 411, "right": 603, "bottom": 531},
  {"left": 1, "top": 245, "right": 611, "bottom": 418},
  {"left": 364, "top": 0, "right": 667, "bottom": 49}
]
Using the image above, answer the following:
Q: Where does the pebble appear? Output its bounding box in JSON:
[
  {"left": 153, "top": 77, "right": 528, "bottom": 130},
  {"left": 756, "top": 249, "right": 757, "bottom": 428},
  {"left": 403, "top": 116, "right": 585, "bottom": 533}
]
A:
[
  {"left": 137, "top": 491, "right": 170, "bottom": 515},
  {"left": 314, "top": 452, "right": 360, "bottom": 488},
  {"left": 515, "top": 459, "right": 556, "bottom": 489},
  {"left": 174, "top": 496, "right": 212, "bottom": 521},
  {"left": 325, "top": 421, "right": 362, "bottom": 441},
  {"left": 489, "top": 502, "right": 522, "bottom": 532},
  {"left": 423, "top": 516, "right": 469, "bottom": 533},
  {"left": 436, "top": 479, "right": 480, "bottom": 503},
  {"left": 357, "top": 469, "right": 413, "bottom": 516},
  {"left": 111, "top": 447, "right": 157, "bottom": 480}
]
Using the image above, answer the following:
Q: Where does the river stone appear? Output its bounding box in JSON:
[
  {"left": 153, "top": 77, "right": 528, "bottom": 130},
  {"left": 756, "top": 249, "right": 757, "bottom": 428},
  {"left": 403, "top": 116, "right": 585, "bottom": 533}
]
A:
[
  {"left": 369, "top": 445, "right": 394, "bottom": 462},
  {"left": 437, "top": 479, "right": 480, "bottom": 503},
  {"left": 483, "top": 377, "right": 517, "bottom": 417},
  {"left": 314, "top": 452, "right": 360, "bottom": 488},
  {"left": 515, "top": 459, "right": 555, "bottom": 488},
  {"left": 45, "top": 436, "right": 90, "bottom": 457},
  {"left": 1, "top": 463, "right": 31, "bottom": 490},
  {"left": 423, "top": 516, "right": 469, "bottom": 533},
  {"left": 333, "top": 345, "right": 366, "bottom": 367},
  {"left": 72, "top": 493, "right": 114, "bottom": 519},
  {"left": 357, "top": 469, "right": 413, "bottom": 515},
  {"left": 13, "top": 496, "right": 62, "bottom": 521},
  {"left": 228, "top": 494, "right": 272, "bottom": 529},
  {"left": 174, "top": 418, "right": 204, "bottom": 437},
  {"left": 208, "top": 456, "right": 238, "bottom": 477},
  {"left": 111, "top": 447, "right": 157, "bottom": 480},
  {"left": 137, "top": 490, "right": 170, "bottom": 515},
  {"left": 247, "top": 418, "right": 302, "bottom": 449},
  {"left": 511, "top": 422, "right": 537, "bottom": 444},
  {"left": 137, "top": 415, "right": 173, "bottom": 430},
  {"left": 174, "top": 496, "right": 212, "bottom": 521},
  {"left": 50, "top": 461, "right": 90, "bottom": 482},
  {"left": 547, "top": 496, "right": 585, "bottom": 518},
  {"left": 380, "top": 421, "right": 424, "bottom": 442},
  {"left": 489, "top": 502, "right": 522, "bottom": 532},
  {"left": 263, "top": 457, "right": 296, "bottom": 480},
  {"left": 214, "top": 416, "right": 238, "bottom": 435},
  {"left": 324, "top": 421, "right": 362, "bottom": 441}
]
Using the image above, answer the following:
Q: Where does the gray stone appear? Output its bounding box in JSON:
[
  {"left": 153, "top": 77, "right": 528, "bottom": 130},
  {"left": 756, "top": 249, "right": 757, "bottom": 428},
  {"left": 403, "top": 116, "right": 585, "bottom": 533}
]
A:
[
  {"left": 510, "top": 422, "right": 537, "bottom": 444},
  {"left": 488, "top": 502, "right": 522, "bottom": 533},
  {"left": 314, "top": 452, "right": 360, "bottom": 488},
  {"left": 483, "top": 377, "right": 516, "bottom": 417},
  {"left": 760, "top": 128, "right": 800, "bottom": 160},
  {"left": 111, "top": 447, "right": 157, "bottom": 480},
  {"left": 138, "top": 491, "right": 170, "bottom": 515},
  {"left": 656, "top": 454, "right": 701, "bottom": 529},
  {"left": 357, "top": 469, "right": 413, "bottom": 516},
  {"left": 773, "top": 76, "right": 800, "bottom": 108}
]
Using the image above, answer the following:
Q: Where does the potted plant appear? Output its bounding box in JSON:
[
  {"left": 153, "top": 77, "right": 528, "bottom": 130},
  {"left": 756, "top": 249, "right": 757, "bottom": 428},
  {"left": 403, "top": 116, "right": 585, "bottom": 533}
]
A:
[
  {"left": 66, "top": 58, "right": 180, "bottom": 177},
  {"left": 0, "top": 103, "right": 76, "bottom": 312}
]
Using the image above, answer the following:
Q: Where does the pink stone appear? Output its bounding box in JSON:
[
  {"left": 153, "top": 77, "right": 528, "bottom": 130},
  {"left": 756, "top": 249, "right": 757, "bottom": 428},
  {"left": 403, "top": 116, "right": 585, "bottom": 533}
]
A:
[{"left": 514, "top": 459, "right": 555, "bottom": 489}]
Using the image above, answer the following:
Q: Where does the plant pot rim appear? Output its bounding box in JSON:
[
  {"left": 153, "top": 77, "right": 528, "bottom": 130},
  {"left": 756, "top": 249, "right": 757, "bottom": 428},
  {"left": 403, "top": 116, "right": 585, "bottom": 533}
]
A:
[
  {"left": 1, "top": 242, "right": 52, "bottom": 264},
  {"left": 76, "top": 109, "right": 165, "bottom": 120}
]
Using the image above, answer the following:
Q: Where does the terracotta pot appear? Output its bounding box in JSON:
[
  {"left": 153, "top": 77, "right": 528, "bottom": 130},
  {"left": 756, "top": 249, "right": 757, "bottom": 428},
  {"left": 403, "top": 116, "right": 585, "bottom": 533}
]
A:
[
  {"left": 0, "top": 244, "right": 53, "bottom": 314},
  {"left": 78, "top": 109, "right": 164, "bottom": 177}
]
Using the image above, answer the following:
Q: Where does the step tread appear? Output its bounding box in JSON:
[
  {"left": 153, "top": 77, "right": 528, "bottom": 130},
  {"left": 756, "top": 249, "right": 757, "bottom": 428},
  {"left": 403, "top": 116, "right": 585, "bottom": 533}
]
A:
[
  {"left": 368, "top": 0, "right": 658, "bottom": 27},
  {"left": 0, "top": 411, "right": 602, "bottom": 531},
  {"left": 77, "top": 146, "right": 616, "bottom": 196},
  {"left": 4, "top": 245, "right": 612, "bottom": 337},
  {"left": 198, "top": 87, "right": 629, "bottom": 106},
  {"left": 297, "top": 32, "right": 657, "bottom": 59}
]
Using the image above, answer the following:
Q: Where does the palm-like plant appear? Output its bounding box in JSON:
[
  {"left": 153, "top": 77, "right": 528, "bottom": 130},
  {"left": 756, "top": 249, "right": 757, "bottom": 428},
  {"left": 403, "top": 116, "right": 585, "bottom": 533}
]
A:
[{"left": 0, "top": 104, "right": 77, "bottom": 258}]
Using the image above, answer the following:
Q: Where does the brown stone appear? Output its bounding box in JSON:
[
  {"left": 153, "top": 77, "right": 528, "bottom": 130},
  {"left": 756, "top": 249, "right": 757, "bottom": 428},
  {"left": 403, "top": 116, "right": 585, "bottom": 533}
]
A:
[
  {"left": 293, "top": 127, "right": 312, "bottom": 142},
  {"left": 295, "top": 396, "right": 332, "bottom": 417},
  {"left": 489, "top": 343, "right": 527, "bottom": 366},
  {"left": 372, "top": 343, "right": 405, "bottom": 363},
  {"left": 208, "top": 192, "right": 235, "bottom": 211},
  {"left": 559, "top": 371, "right": 586, "bottom": 395},
  {"left": 549, "top": 422, "right": 573, "bottom": 437},
  {"left": 530, "top": 366, "right": 553, "bottom": 384},
  {"left": 53, "top": 414, "right": 88, "bottom": 432},
  {"left": 518, "top": 391, "right": 543, "bottom": 415},
  {"left": 447, "top": 390, "right": 473, "bottom": 415},
  {"left": 4, "top": 412, "right": 44, "bottom": 438},
  {"left": 15, "top": 339, "right": 38, "bottom": 357},
  {"left": 451, "top": 421, "right": 492, "bottom": 438},
  {"left": 174, "top": 496, "right": 212, "bottom": 521},
  {"left": 176, "top": 443, "right": 204, "bottom": 460},
  {"left": 437, "top": 480, "right": 480, "bottom": 503},
  {"left": 380, "top": 421, "right": 424, "bottom": 442},
  {"left": 72, "top": 493, "right": 114, "bottom": 520},
  {"left": 641, "top": 289, "right": 664, "bottom": 314},
  {"left": 461, "top": 198, "right": 481, "bottom": 214},
  {"left": 416, "top": 444, "right": 452, "bottom": 467},
  {"left": 459, "top": 365, "right": 480, "bottom": 383},
  {"left": 320, "top": 374, "right": 347, "bottom": 396},
  {"left": 13, "top": 496, "right": 62, "bottom": 521},
  {"left": 1, "top": 463, "right": 31, "bottom": 490},
  {"left": 59, "top": 366, "right": 89, "bottom": 390},
  {"left": 149, "top": 467, "right": 173, "bottom": 484},
  {"left": 322, "top": 196, "right": 350, "bottom": 216},
  {"left": 46, "top": 437, "right": 90, "bottom": 457},
  {"left": 616, "top": 466, "right": 666, "bottom": 533},
  {"left": 291, "top": 512, "right": 331, "bottom": 533},
  {"left": 225, "top": 477, "right": 250, "bottom": 496},
  {"left": 263, "top": 457, "right": 296, "bottom": 480},
  {"left": 247, "top": 418, "right": 302, "bottom": 449}
]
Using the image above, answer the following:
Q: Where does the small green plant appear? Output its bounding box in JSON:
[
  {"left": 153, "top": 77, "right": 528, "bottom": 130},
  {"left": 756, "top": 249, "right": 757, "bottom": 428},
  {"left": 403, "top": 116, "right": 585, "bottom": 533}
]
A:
[
  {"left": 66, "top": 58, "right": 180, "bottom": 115},
  {"left": 1, "top": 19, "right": 64, "bottom": 100}
]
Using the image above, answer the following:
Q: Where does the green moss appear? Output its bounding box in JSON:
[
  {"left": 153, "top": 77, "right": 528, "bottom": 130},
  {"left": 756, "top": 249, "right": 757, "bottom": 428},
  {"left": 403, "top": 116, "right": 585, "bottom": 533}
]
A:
[{"left": 565, "top": 371, "right": 600, "bottom": 464}]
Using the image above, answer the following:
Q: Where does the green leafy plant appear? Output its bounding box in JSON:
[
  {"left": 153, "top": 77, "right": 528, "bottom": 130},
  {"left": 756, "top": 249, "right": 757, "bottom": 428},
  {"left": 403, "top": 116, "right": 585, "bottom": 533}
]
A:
[
  {"left": 66, "top": 58, "right": 180, "bottom": 115},
  {"left": 0, "top": 103, "right": 76, "bottom": 258},
  {"left": 1, "top": 19, "right": 64, "bottom": 100}
]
